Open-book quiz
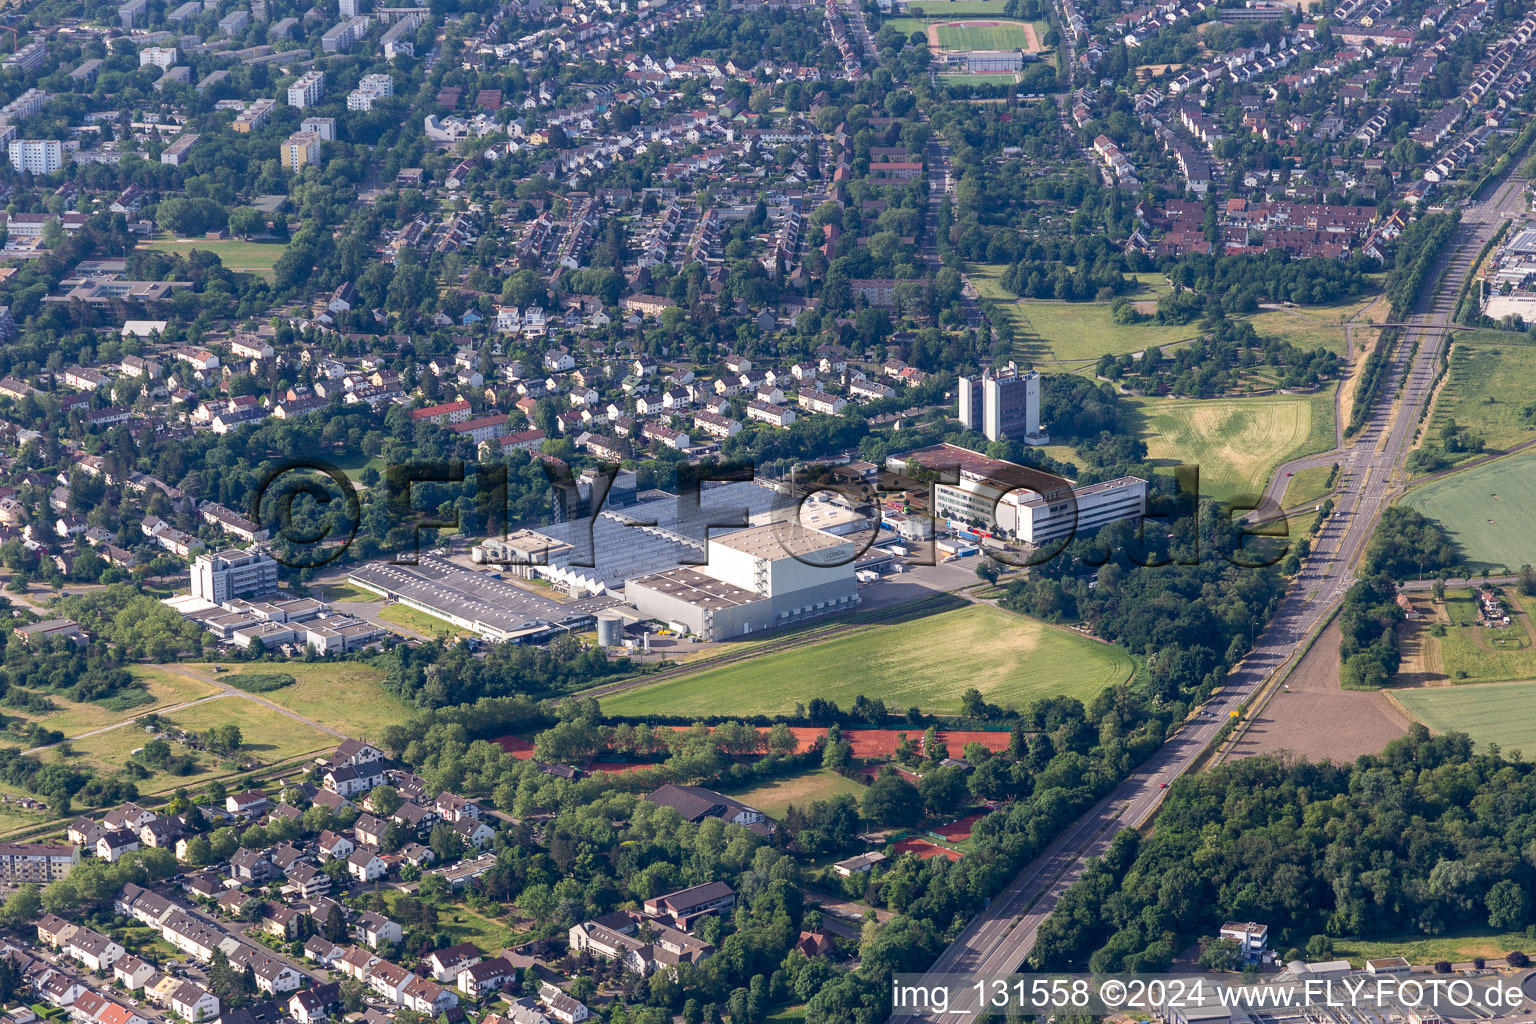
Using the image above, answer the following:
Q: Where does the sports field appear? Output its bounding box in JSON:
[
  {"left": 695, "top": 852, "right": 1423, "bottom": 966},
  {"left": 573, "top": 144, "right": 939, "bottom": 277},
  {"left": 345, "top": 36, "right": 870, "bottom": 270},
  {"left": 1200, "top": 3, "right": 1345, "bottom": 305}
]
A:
[
  {"left": 939, "top": 72, "right": 1021, "bottom": 84},
  {"left": 1134, "top": 389, "right": 1335, "bottom": 505},
  {"left": 1422, "top": 333, "right": 1536, "bottom": 459},
  {"left": 144, "top": 238, "right": 287, "bottom": 274},
  {"left": 723, "top": 769, "right": 867, "bottom": 818},
  {"left": 599, "top": 604, "right": 1133, "bottom": 717},
  {"left": 1394, "top": 680, "right": 1536, "bottom": 752},
  {"left": 1402, "top": 453, "right": 1536, "bottom": 573},
  {"left": 934, "top": 20, "right": 1034, "bottom": 49}
]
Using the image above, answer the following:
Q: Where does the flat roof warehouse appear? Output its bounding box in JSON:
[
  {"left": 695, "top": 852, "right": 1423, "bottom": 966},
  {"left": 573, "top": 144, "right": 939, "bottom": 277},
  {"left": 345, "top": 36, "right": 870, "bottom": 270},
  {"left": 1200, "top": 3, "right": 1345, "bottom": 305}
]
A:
[{"left": 348, "top": 555, "right": 606, "bottom": 642}]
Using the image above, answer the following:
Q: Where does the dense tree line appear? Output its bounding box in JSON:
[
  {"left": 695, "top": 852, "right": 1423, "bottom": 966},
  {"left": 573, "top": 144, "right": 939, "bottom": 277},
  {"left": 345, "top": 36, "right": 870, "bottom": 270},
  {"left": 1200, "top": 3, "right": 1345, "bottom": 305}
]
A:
[
  {"left": 1096, "top": 314, "right": 1338, "bottom": 396},
  {"left": 1338, "top": 573, "right": 1404, "bottom": 690},
  {"left": 1362, "top": 506, "right": 1459, "bottom": 579},
  {"left": 1164, "top": 250, "right": 1376, "bottom": 313},
  {"left": 1335, "top": 508, "right": 1458, "bottom": 686},
  {"left": 379, "top": 636, "right": 635, "bottom": 708},
  {"left": 1001, "top": 504, "right": 1286, "bottom": 704},
  {"left": 1032, "top": 730, "right": 1536, "bottom": 971}
]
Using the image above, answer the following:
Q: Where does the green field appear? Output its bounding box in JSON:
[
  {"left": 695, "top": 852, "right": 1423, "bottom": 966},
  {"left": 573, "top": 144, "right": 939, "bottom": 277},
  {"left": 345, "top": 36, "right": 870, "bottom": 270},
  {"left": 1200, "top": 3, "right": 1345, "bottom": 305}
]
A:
[
  {"left": 1281, "top": 464, "right": 1335, "bottom": 509},
  {"left": 723, "top": 769, "right": 868, "bottom": 818},
  {"left": 1243, "top": 310, "right": 1351, "bottom": 356},
  {"left": 1134, "top": 389, "right": 1336, "bottom": 505},
  {"left": 1402, "top": 453, "right": 1536, "bottom": 572},
  {"left": 970, "top": 265, "right": 1384, "bottom": 367},
  {"left": 382, "top": 890, "right": 518, "bottom": 953},
  {"left": 1423, "top": 333, "right": 1536, "bottom": 462},
  {"left": 1395, "top": 680, "right": 1536, "bottom": 753},
  {"left": 939, "top": 72, "right": 1021, "bottom": 83},
  {"left": 1332, "top": 927, "right": 1534, "bottom": 967},
  {"left": 60, "top": 694, "right": 334, "bottom": 794},
  {"left": 202, "top": 662, "right": 411, "bottom": 738},
  {"left": 600, "top": 604, "right": 1133, "bottom": 716},
  {"left": 320, "top": 582, "right": 375, "bottom": 603},
  {"left": 970, "top": 266, "right": 1196, "bottom": 364},
  {"left": 144, "top": 238, "right": 288, "bottom": 274},
  {"left": 7, "top": 665, "right": 219, "bottom": 739},
  {"left": 163, "top": 698, "right": 337, "bottom": 766},
  {"left": 1422, "top": 589, "right": 1536, "bottom": 685},
  {"left": 935, "top": 21, "right": 1031, "bottom": 49},
  {"left": 378, "top": 602, "right": 475, "bottom": 640}
]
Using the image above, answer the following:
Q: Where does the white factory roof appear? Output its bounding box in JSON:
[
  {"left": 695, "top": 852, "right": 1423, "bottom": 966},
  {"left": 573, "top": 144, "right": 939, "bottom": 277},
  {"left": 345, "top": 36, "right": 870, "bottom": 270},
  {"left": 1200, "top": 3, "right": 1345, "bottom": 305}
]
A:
[{"left": 712, "top": 522, "right": 849, "bottom": 561}]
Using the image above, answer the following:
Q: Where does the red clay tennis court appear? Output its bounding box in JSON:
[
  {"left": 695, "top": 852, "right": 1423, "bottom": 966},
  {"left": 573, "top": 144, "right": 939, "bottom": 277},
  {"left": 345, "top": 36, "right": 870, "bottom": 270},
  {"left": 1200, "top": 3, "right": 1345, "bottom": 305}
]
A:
[
  {"left": 496, "top": 735, "right": 536, "bottom": 759},
  {"left": 932, "top": 813, "right": 985, "bottom": 841},
  {"left": 498, "top": 726, "right": 1014, "bottom": 762},
  {"left": 892, "top": 837, "right": 963, "bottom": 861},
  {"left": 771, "top": 727, "right": 1013, "bottom": 757}
]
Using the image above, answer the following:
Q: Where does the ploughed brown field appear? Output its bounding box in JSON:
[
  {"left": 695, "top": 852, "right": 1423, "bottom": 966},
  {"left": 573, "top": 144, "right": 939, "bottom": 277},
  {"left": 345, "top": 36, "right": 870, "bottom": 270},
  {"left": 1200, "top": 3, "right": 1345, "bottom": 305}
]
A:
[{"left": 1226, "top": 621, "right": 1411, "bottom": 763}]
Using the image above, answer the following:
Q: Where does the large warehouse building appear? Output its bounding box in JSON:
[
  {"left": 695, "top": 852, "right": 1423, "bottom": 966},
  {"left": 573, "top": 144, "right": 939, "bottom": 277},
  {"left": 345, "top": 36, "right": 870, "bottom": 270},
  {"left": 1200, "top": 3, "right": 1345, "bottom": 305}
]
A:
[
  {"left": 474, "top": 480, "right": 787, "bottom": 596},
  {"left": 889, "top": 443, "right": 1148, "bottom": 545},
  {"left": 625, "top": 522, "right": 860, "bottom": 641}
]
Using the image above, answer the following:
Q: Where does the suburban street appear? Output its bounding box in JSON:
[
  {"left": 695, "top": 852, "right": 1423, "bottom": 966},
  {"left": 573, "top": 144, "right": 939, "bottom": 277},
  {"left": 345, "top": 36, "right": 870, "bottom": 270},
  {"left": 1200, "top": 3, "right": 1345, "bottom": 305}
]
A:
[{"left": 892, "top": 170, "right": 1532, "bottom": 1017}]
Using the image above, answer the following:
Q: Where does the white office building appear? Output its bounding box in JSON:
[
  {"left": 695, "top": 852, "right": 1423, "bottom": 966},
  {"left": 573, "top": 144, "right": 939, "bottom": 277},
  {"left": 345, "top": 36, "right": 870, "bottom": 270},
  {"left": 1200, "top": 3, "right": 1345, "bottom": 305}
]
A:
[
  {"left": 190, "top": 548, "right": 280, "bottom": 603},
  {"left": 957, "top": 363, "right": 1049, "bottom": 444},
  {"left": 625, "top": 523, "right": 860, "bottom": 641},
  {"left": 889, "top": 443, "right": 1148, "bottom": 546}
]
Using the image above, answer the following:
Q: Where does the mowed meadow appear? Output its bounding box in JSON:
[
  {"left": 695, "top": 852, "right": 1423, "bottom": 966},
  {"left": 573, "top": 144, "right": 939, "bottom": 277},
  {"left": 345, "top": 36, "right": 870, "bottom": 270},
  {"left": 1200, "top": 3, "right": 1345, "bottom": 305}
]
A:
[
  {"left": 599, "top": 604, "right": 1133, "bottom": 717},
  {"left": 1133, "top": 389, "right": 1335, "bottom": 505},
  {"left": 1403, "top": 453, "right": 1536, "bottom": 573},
  {"left": 1394, "top": 681, "right": 1536, "bottom": 753}
]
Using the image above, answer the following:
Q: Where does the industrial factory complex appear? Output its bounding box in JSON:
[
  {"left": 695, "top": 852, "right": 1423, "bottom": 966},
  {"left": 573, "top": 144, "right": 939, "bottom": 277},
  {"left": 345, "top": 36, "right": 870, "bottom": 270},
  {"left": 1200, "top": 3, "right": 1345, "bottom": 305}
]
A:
[
  {"left": 164, "top": 443, "right": 1149, "bottom": 650},
  {"left": 335, "top": 443, "right": 1150, "bottom": 645}
]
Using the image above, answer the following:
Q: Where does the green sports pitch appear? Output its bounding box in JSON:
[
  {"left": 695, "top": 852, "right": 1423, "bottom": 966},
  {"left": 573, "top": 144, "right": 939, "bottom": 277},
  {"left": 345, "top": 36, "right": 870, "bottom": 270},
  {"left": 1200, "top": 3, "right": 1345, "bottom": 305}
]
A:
[{"left": 935, "top": 22, "right": 1032, "bottom": 49}]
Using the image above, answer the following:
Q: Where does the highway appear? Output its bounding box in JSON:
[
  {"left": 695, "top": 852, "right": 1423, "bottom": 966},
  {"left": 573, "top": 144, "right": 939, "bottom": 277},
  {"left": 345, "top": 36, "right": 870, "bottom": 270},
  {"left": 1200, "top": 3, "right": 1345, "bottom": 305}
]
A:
[{"left": 893, "top": 170, "right": 1531, "bottom": 1017}]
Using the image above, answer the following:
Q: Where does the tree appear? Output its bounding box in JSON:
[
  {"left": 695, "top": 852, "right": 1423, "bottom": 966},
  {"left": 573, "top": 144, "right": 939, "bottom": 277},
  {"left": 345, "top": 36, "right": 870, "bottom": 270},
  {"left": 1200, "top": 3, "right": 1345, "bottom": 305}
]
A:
[
  {"left": 1487, "top": 879, "right": 1530, "bottom": 930},
  {"left": 418, "top": 873, "right": 451, "bottom": 901},
  {"left": 227, "top": 206, "right": 264, "bottom": 239},
  {"left": 428, "top": 822, "right": 464, "bottom": 863},
  {"left": 961, "top": 688, "right": 989, "bottom": 718},
  {"left": 917, "top": 766, "right": 967, "bottom": 817},
  {"left": 368, "top": 785, "right": 402, "bottom": 816},
  {"left": 860, "top": 768, "right": 923, "bottom": 828},
  {"left": 322, "top": 902, "right": 348, "bottom": 942},
  {"left": 1198, "top": 937, "right": 1242, "bottom": 972},
  {"left": 0, "top": 954, "right": 17, "bottom": 1003},
  {"left": 0, "top": 884, "right": 41, "bottom": 927}
]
